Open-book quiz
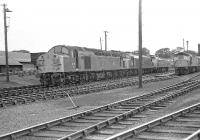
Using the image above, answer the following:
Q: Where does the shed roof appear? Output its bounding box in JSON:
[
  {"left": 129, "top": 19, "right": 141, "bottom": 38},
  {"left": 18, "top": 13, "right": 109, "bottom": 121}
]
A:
[
  {"left": 0, "top": 51, "right": 31, "bottom": 62},
  {"left": 0, "top": 56, "right": 22, "bottom": 65}
]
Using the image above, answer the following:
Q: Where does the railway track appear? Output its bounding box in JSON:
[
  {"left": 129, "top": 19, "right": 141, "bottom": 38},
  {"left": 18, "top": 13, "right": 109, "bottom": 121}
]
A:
[
  {"left": 0, "top": 73, "right": 177, "bottom": 108},
  {"left": 0, "top": 75, "right": 199, "bottom": 140},
  {"left": 0, "top": 71, "right": 175, "bottom": 96},
  {"left": 0, "top": 72, "right": 173, "bottom": 94},
  {"left": 107, "top": 102, "right": 200, "bottom": 140}
]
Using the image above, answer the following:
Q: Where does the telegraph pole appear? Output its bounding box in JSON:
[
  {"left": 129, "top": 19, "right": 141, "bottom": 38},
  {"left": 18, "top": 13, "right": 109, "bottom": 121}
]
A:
[
  {"left": 100, "top": 37, "right": 103, "bottom": 50},
  {"left": 183, "top": 38, "right": 185, "bottom": 51},
  {"left": 138, "top": 0, "right": 143, "bottom": 88},
  {"left": 186, "top": 40, "right": 189, "bottom": 53},
  {"left": 3, "top": 4, "right": 11, "bottom": 82},
  {"left": 104, "top": 31, "right": 108, "bottom": 51}
]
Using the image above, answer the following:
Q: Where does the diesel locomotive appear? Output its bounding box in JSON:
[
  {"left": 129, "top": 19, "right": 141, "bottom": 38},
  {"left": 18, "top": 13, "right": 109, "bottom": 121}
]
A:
[
  {"left": 174, "top": 52, "right": 200, "bottom": 75},
  {"left": 37, "top": 45, "right": 171, "bottom": 86}
]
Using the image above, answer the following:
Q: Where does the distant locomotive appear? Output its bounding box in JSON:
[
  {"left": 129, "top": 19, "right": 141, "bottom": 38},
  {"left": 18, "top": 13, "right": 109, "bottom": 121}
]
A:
[
  {"left": 174, "top": 52, "right": 200, "bottom": 75},
  {"left": 151, "top": 56, "right": 172, "bottom": 68},
  {"left": 37, "top": 45, "right": 170, "bottom": 86}
]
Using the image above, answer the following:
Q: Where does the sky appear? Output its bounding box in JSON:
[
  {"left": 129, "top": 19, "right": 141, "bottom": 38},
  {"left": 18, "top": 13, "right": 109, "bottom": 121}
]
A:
[{"left": 0, "top": 0, "right": 200, "bottom": 55}]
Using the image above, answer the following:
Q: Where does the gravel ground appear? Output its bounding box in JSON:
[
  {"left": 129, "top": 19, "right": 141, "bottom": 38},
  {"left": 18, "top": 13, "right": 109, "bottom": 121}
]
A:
[{"left": 0, "top": 73, "right": 200, "bottom": 135}]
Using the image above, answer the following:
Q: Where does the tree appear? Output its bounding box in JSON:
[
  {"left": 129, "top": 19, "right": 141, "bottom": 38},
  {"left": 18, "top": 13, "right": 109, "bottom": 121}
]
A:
[
  {"left": 155, "top": 48, "right": 171, "bottom": 58},
  {"left": 133, "top": 47, "right": 150, "bottom": 56}
]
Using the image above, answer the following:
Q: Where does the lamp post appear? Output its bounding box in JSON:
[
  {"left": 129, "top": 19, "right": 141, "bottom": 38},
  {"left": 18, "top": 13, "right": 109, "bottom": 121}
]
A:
[{"left": 3, "top": 4, "right": 12, "bottom": 82}]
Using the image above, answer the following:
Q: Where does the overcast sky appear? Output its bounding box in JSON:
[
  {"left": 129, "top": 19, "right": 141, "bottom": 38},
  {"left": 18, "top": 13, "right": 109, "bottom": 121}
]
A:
[{"left": 0, "top": 0, "right": 200, "bottom": 54}]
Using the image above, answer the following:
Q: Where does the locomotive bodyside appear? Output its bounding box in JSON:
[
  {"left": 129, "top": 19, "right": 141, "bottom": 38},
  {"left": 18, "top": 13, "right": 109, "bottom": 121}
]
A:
[{"left": 89, "top": 55, "right": 122, "bottom": 70}]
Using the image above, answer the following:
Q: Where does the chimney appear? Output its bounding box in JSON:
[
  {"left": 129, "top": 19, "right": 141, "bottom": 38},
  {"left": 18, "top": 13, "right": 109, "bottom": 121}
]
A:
[{"left": 198, "top": 44, "right": 200, "bottom": 56}]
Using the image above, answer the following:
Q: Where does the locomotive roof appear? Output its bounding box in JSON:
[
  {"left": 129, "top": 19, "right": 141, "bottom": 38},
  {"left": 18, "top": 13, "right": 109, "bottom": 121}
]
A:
[
  {"left": 49, "top": 45, "right": 127, "bottom": 57},
  {"left": 84, "top": 48, "right": 127, "bottom": 57},
  {"left": 174, "top": 52, "right": 191, "bottom": 56}
]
